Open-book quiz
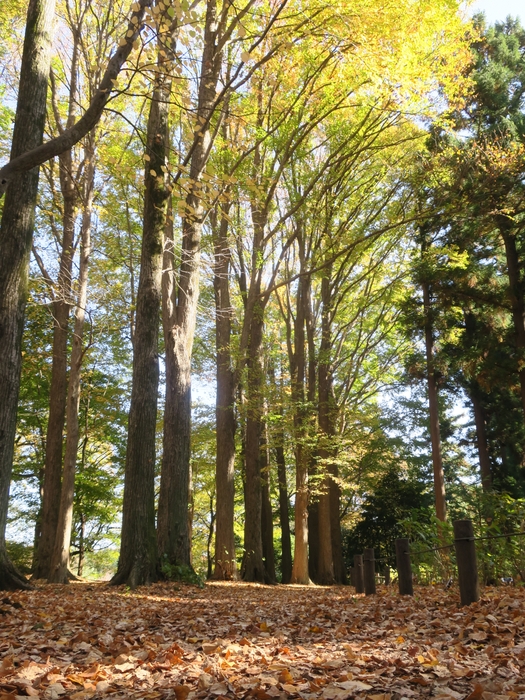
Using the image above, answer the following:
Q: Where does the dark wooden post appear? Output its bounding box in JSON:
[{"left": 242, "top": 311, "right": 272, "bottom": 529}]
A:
[
  {"left": 384, "top": 566, "right": 390, "bottom": 585},
  {"left": 353, "top": 554, "right": 364, "bottom": 593},
  {"left": 453, "top": 519, "right": 479, "bottom": 606},
  {"left": 363, "top": 548, "right": 376, "bottom": 595},
  {"left": 396, "top": 538, "right": 413, "bottom": 596}
]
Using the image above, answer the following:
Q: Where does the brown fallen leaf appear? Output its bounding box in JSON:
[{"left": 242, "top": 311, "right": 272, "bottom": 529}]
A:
[
  {"left": 470, "top": 631, "right": 488, "bottom": 642},
  {"left": 409, "top": 677, "right": 430, "bottom": 686},
  {"left": 278, "top": 669, "right": 293, "bottom": 684},
  {"left": 0, "top": 657, "right": 14, "bottom": 679},
  {"left": 174, "top": 685, "right": 191, "bottom": 700},
  {"left": 465, "top": 683, "right": 484, "bottom": 700}
]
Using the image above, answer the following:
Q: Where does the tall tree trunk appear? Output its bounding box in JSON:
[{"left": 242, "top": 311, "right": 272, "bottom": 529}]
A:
[
  {"left": 289, "top": 274, "right": 310, "bottom": 585},
  {"left": 275, "top": 421, "right": 292, "bottom": 584},
  {"left": 111, "top": 52, "right": 169, "bottom": 588},
  {"left": 422, "top": 277, "right": 447, "bottom": 522},
  {"left": 329, "top": 446, "right": 345, "bottom": 584},
  {"left": 0, "top": 0, "right": 56, "bottom": 591},
  {"left": 48, "top": 138, "right": 95, "bottom": 584},
  {"left": 240, "top": 308, "right": 268, "bottom": 582},
  {"left": 239, "top": 197, "right": 269, "bottom": 583},
  {"left": 158, "top": 0, "right": 223, "bottom": 569},
  {"left": 212, "top": 204, "right": 237, "bottom": 580},
  {"left": 77, "top": 511, "right": 85, "bottom": 577},
  {"left": 500, "top": 224, "right": 525, "bottom": 422},
  {"left": 34, "top": 23, "right": 83, "bottom": 577},
  {"left": 470, "top": 385, "right": 492, "bottom": 491},
  {"left": 260, "top": 423, "right": 276, "bottom": 583},
  {"left": 34, "top": 69, "right": 81, "bottom": 579},
  {"left": 308, "top": 498, "right": 320, "bottom": 582},
  {"left": 317, "top": 277, "right": 334, "bottom": 585}
]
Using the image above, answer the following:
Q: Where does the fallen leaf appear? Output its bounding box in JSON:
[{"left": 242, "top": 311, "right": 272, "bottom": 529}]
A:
[
  {"left": 0, "top": 657, "right": 14, "bottom": 678},
  {"left": 465, "top": 683, "right": 484, "bottom": 700},
  {"left": 174, "top": 685, "right": 191, "bottom": 700}
]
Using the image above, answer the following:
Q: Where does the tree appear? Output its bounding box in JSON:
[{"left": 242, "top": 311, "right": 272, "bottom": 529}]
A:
[
  {"left": 111, "top": 18, "right": 172, "bottom": 586},
  {"left": 48, "top": 133, "right": 95, "bottom": 583},
  {"left": 0, "top": 0, "right": 57, "bottom": 590}
]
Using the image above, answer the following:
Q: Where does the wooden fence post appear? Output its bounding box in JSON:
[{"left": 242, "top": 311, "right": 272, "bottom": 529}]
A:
[
  {"left": 453, "top": 519, "right": 479, "bottom": 606},
  {"left": 395, "top": 538, "right": 413, "bottom": 596},
  {"left": 353, "top": 554, "right": 364, "bottom": 593},
  {"left": 363, "top": 548, "right": 376, "bottom": 595}
]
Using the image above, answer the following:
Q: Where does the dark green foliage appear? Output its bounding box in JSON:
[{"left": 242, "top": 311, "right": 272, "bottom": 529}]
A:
[
  {"left": 469, "top": 14, "right": 525, "bottom": 139},
  {"left": 343, "top": 469, "right": 432, "bottom": 569},
  {"left": 5, "top": 541, "right": 32, "bottom": 574}
]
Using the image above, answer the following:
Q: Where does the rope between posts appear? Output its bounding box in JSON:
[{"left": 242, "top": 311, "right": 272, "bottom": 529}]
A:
[{"left": 364, "top": 529, "right": 525, "bottom": 562}]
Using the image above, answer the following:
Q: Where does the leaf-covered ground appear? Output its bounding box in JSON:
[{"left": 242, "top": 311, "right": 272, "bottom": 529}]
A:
[{"left": 1, "top": 582, "right": 524, "bottom": 700}]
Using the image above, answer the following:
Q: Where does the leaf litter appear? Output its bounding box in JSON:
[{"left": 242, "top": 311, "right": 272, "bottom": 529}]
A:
[{"left": 0, "top": 582, "right": 524, "bottom": 700}]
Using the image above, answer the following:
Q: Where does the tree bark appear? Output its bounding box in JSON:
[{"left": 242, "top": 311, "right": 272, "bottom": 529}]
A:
[
  {"left": 422, "top": 277, "right": 447, "bottom": 523},
  {"left": 48, "top": 137, "right": 95, "bottom": 584},
  {"left": 0, "top": 0, "right": 56, "bottom": 591},
  {"left": 34, "top": 43, "right": 81, "bottom": 579},
  {"left": 470, "top": 385, "right": 492, "bottom": 491},
  {"left": 212, "top": 204, "right": 237, "bottom": 580},
  {"left": 239, "top": 197, "right": 270, "bottom": 583},
  {"left": 240, "top": 308, "right": 268, "bottom": 582},
  {"left": 158, "top": 0, "right": 223, "bottom": 570},
  {"left": 260, "top": 424, "right": 276, "bottom": 583},
  {"left": 275, "top": 425, "right": 292, "bottom": 584},
  {"left": 500, "top": 225, "right": 525, "bottom": 422},
  {"left": 110, "top": 53, "right": 169, "bottom": 588},
  {"left": 329, "top": 459, "right": 345, "bottom": 584},
  {"left": 317, "top": 277, "right": 335, "bottom": 585},
  {"left": 289, "top": 274, "right": 311, "bottom": 585}
]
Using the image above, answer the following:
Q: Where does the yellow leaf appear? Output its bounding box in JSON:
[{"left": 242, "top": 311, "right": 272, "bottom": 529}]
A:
[{"left": 278, "top": 670, "right": 293, "bottom": 684}]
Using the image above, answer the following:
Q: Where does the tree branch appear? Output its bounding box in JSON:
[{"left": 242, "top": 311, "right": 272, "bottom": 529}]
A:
[{"left": 0, "top": 0, "right": 153, "bottom": 197}]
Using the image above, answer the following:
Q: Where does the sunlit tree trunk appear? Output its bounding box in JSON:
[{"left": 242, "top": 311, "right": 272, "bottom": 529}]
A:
[
  {"left": 317, "top": 277, "right": 334, "bottom": 585},
  {"left": 35, "top": 35, "right": 82, "bottom": 578},
  {"left": 111, "top": 43, "right": 169, "bottom": 587},
  {"left": 0, "top": 0, "right": 56, "bottom": 591},
  {"left": 241, "top": 306, "right": 267, "bottom": 581},
  {"left": 211, "top": 203, "right": 237, "bottom": 580},
  {"left": 49, "top": 137, "right": 95, "bottom": 584},
  {"left": 158, "top": 0, "right": 223, "bottom": 569},
  {"left": 289, "top": 273, "right": 311, "bottom": 585},
  {"left": 240, "top": 201, "right": 270, "bottom": 582},
  {"left": 273, "top": 381, "right": 292, "bottom": 584}
]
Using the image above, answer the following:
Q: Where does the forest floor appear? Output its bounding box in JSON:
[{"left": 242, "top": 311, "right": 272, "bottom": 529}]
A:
[{"left": 0, "top": 582, "right": 524, "bottom": 700}]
